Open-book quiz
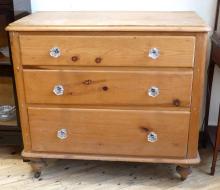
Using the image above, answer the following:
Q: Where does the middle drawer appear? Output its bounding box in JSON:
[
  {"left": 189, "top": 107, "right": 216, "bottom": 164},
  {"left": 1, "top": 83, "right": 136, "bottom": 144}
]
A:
[{"left": 23, "top": 69, "right": 193, "bottom": 107}]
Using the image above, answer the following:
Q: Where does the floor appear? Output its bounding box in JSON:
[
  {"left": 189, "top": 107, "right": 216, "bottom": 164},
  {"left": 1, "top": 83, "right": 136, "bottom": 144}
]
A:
[{"left": 0, "top": 147, "right": 220, "bottom": 190}]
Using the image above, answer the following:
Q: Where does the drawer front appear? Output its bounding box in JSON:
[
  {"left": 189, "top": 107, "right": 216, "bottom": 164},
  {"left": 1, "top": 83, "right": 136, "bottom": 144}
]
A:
[
  {"left": 28, "top": 107, "right": 190, "bottom": 158},
  {"left": 24, "top": 69, "right": 193, "bottom": 107},
  {"left": 20, "top": 35, "right": 195, "bottom": 67}
]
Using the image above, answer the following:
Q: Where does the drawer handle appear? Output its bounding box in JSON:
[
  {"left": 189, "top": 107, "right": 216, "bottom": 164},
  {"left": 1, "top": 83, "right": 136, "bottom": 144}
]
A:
[
  {"left": 148, "top": 86, "right": 159, "bottom": 97},
  {"left": 147, "top": 132, "right": 158, "bottom": 143},
  {"left": 50, "top": 47, "right": 61, "bottom": 58},
  {"left": 57, "top": 128, "right": 68, "bottom": 139},
  {"left": 53, "top": 85, "right": 64, "bottom": 96},
  {"left": 148, "top": 48, "right": 160, "bottom": 60}
]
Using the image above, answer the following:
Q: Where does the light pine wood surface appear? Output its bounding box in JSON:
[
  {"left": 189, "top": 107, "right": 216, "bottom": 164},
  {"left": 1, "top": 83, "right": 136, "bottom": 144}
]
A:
[
  {"left": 28, "top": 108, "right": 190, "bottom": 157},
  {"left": 6, "top": 11, "right": 210, "bottom": 32},
  {"left": 9, "top": 32, "right": 32, "bottom": 152},
  {"left": 23, "top": 69, "right": 193, "bottom": 107},
  {"left": 19, "top": 34, "right": 195, "bottom": 67},
  {"left": 0, "top": 146, "right": 219, "bottom": 190},
  {"left": 7, "top": 12, "right": 210, "bottom": 180}
]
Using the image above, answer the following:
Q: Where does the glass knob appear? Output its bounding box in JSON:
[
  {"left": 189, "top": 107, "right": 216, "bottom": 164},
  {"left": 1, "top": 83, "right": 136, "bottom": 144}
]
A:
[
  {"left": 148, "top": 86, "right": 159, "bottom": 97},
  {"left": 147, "top": 132, "right": 158, "bottom": 143},
  {"left": 57, "top": 128, "right": 68, "bottom": 140},
  {"left": 53, "top": 85, "right": 64, "bottom": 96},
  {"left": 148, "top": 48, "right": 160, "bottom": 59},
  {"left": 50, "top": 47, "right": 61, "bottom": 58}
]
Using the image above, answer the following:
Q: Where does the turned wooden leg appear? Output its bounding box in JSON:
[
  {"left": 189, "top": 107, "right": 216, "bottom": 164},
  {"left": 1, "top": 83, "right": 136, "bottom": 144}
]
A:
[
  {"left": 29, "top": 158, "right": 47, "bottom": 178},
  {"left": 176, "top": 165, "right": 192, "bottom": 180}
]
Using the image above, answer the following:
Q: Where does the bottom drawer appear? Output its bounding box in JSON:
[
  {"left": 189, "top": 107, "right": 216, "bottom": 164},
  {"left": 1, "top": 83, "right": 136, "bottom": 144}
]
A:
[{"left": 28, "top": 107, "right": 190, "bottom": 158}]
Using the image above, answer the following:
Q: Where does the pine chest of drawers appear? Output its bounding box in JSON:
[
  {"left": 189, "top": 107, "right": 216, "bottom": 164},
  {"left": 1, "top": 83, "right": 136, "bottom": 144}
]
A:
[{"left": 7, "top": 11, "right": 209, "bottom": 180}]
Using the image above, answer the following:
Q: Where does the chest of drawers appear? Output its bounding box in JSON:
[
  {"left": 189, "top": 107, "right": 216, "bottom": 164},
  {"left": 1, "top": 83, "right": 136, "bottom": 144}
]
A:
[{"left": 7, "top": 11, "right": 209, "bottom": 180}]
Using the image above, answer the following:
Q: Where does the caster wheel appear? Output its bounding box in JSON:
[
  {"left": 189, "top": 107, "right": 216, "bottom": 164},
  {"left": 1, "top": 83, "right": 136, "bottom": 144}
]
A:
[{"left": 34, "top": 171, "right": 41, "bottom": 178}]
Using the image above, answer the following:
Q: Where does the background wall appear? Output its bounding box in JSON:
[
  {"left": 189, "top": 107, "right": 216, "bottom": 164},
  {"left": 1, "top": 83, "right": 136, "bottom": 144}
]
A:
[{"left": 31, "top": 0, "right": 219, "bottom": 125}]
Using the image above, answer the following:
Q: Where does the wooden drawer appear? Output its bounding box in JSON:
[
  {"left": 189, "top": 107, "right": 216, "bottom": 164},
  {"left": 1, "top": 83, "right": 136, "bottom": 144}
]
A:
[
  {"left": 28, "top": 107, "right": 190, "bottom": 158},
  {"left": 23, "top": 69, "right": 193, "bottom": 107},
  {"left": 19, "top": 35, "right": 195, "bottom": 67}
]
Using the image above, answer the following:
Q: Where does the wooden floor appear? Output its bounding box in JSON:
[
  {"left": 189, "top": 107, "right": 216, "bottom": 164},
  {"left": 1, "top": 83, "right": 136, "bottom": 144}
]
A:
[{"left": 0, "top": 147, "right": 220, "bottom": 190}]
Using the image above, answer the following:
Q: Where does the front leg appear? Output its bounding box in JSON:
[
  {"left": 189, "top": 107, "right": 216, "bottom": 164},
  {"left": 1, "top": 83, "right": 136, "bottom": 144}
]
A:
[
  {"left": 29, "top": 158, "right": 47, "bottom": 178},
  {"left": 176, "top": 165, "right": 192, "bottom": 180}
]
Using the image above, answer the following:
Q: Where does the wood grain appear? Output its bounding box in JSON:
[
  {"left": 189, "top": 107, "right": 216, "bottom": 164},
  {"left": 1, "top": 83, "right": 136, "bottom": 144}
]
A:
[
  {"left": 6, "top": 11, "right": 210, "bottom": 32},
  {"left": 9, "top": 32, "right": 31, "bottom": 151},
  {"left": 7, "top": 12, "right": 209, "bottom": 174},
  {"left": 19, "top": 34, "right": 195, "bottom": 67},
  {"left": 22, "top": 151, "right": 200, "bottom": 165},
  {"left": 188, "top": 33, "right": 208, "bottom": 158},
  {"left": 28, "top": 107, "right": 190, "bottom": 158},
  {"left": 23, "top": 69, "right": 193, "bottom": 107}
]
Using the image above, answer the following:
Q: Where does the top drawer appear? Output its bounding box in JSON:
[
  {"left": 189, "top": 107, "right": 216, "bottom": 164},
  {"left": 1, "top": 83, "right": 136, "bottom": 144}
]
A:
[{"left": 19, "top": 34, "right": 195, "bottom": 67}]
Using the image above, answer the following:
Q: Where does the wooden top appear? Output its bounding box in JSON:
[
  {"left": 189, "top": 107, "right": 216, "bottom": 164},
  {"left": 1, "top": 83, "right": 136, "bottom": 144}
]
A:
[{"left": 6, "top": 11, "right": 210, "bottom": 32}]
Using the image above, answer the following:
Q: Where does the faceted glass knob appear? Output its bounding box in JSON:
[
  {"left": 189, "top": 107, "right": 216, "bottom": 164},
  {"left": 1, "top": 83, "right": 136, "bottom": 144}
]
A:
[
  {"left": 53, "top": 85, "right": 64, "bottom": 96},
  {"left": 148, "top": 86, "right": 159, "bottom": 97},
  {"left": 148, "top": 48, "right": 160, "bottom": 59},
  {"left": 50, "top": 47, "right": 61, "bottom": 58},
  {"left": 57, "top": 128, "right": 68, "bottom": 140},
  {"left": 147, "top": 132, "right": 158, "bottom": 143}
]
